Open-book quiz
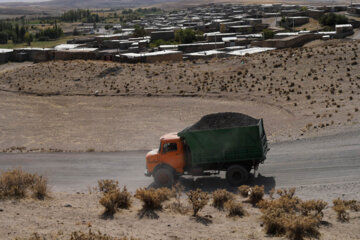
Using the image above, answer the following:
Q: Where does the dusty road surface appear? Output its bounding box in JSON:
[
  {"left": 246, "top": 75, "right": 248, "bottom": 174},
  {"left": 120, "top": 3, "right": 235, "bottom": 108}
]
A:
[{"left": 0, "top": 129, "right": 359, "bottom": 201}]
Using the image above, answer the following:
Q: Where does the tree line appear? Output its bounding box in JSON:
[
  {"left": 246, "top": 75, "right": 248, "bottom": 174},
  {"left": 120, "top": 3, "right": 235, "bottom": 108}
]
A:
[
  {"left": 61, "top": 9, "right": 102, "bottom": 23},
  {"left": 0, "top": 20, "right": 63, "bottom": 45}
]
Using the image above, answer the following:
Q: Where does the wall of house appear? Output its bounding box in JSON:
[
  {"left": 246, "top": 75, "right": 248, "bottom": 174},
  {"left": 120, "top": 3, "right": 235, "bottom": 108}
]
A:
[
  {"left": 0, "top": 52, "right": 12, "bottom": 64},
  {"left": 178, "top": 42, "right": 225, "bottom": 53},
  {"left": 150, "top": 31, "right": 175, "bottom": 41},
  {"left": 54, "top": 51, "right": 97, "bottom": 61},
  {"left": 252, "top": 33, "right": 320, "bottom": 48}
]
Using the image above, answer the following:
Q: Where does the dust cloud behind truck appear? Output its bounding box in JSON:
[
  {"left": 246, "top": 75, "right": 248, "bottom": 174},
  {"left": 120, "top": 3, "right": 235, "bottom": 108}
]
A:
[{"left": 145, "top": 112, "right": 269, "bottom": 187}]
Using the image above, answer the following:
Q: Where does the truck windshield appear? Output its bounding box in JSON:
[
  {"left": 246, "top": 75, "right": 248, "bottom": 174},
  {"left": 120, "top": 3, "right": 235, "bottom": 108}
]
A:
[{"left": 158, "top": 142, "right": 162, "bottom": 153}]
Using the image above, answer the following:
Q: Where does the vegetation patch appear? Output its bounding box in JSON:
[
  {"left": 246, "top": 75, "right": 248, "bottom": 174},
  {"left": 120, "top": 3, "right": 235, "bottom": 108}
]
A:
[
  {"left": 134, "top": 187, "right": 173, "bottom": 219},
  {"left": 98, "top": 179, "right": 132, "bottom": 217},
  {"left": 0, "top": 168, "right": 48, "bottom": 200}
]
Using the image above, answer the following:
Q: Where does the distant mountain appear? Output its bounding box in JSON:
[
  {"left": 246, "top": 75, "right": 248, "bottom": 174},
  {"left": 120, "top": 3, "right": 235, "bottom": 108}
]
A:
[{"left": 1, "top": 0, "right": 180, "bottom": 8}]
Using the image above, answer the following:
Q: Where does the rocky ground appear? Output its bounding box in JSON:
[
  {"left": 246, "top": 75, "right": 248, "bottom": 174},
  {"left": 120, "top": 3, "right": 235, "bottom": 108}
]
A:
[{"left": 0, "top": 191, "right": 359, "bottom": 240}]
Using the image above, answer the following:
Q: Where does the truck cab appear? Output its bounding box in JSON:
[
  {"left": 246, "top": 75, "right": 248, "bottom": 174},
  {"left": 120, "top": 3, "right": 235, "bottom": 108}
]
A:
[{"left": 145, "top": 132, "right": 185, "bottom": 186}]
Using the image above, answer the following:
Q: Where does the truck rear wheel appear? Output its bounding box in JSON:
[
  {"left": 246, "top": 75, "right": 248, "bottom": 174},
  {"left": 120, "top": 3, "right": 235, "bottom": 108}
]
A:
[
  {"left": 153, "top": 167, "right": 175, "bottom": 187},
  {"left": 226, "top": 165, "right": 249, "bottom": 186}
]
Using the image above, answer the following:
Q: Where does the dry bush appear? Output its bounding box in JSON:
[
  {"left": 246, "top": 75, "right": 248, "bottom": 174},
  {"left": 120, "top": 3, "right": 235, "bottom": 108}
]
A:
[
  {"left": 167, "top": 183, "right": 188, "bottom": 214},
  {"left": 300, "top": 200, "right": 327, "bottom": 219},
  {"left": 98, "top": 179, "right": 119, "bottom": 193},
  {"left": 31, "top": 176, "right": 48, "bottom": 200},
  {"left": 249, "top": 185, "right": 264, "bottom": 205},
  {"left": 187, "top": 189, "right": 209, "bottom": 216},
  {"left": 261, "top": 207, "right": 287, "bottom": 236},
  {"left": 225, "top": 200, "right": 246, "bottom": 217},
  {"left": 333, "top": 198, "right": 350, "bottom": 222},
  {"left": 0, "top": 168, "right": 48, "bottom": 200},
  {"left": 98, "top": 179, "right": 132, "bottom": 216},
  {"left": 259, "top": 188, "right": 323, "bottom": 240},
  {"left": 343, "top": 199, "right": 360, "bottom": 212},
  {"left": 212, "top": 189, "right": 234, "bottom": 210},
  {"left": 135, "top": 187, "right": 173, "bottom": 218},
  {"left": 70, "top": 228, "right": 136, "bottom": 240},
  {"left": 277, "top": 188, "right": 296, "bottom": 199},
  {"left": 238, "top": 185, "right": 250, "bottom": 197},
  {"left": 283, "top": 215, "right": 320, "bottom": 240}
]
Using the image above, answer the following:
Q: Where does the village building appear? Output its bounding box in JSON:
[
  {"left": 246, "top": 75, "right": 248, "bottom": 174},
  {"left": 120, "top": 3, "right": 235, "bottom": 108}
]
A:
[
  {"left": 0, "top": 49, "right": 13, "bottom": 64},
  {"left": 116, "top": 50, "right": 183, "bottom": 63}
]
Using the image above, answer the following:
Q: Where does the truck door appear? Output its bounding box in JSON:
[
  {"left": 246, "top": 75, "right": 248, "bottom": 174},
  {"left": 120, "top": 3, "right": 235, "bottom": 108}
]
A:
[{"left": 162, "top": 141, "right": 185, "bottom": 173}]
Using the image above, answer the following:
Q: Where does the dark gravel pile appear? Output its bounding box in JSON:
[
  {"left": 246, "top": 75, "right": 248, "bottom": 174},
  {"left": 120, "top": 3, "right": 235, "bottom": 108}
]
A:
[{"left": 181, "top": 112, "right": 259, "bottom": 132}]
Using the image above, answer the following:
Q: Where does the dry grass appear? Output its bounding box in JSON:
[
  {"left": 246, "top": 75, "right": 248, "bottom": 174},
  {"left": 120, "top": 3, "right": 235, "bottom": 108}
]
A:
[
  {"left": 134, "top": 187, "right": 173, "bottom": 218},
  {"left": 70, "top": 228, "right": 137, "bottom": 240},
  {"left": 332, "top": 198, "right": 357, "bottom": 222},
  {"left": 167, "top": 183, "right": 189, "bottom": 214},
  {"left": 98, "top": 180, "right": 131, "bottom": 216},
  {"left": 98, "top": 179, "right": 119, "bottom": 193},
  {"left": 224, "top": 200, "right": 246, "bottom": 217},
  {"left": 249, "top": 185, "right": 264, "bottom": 205},
  {"left": 212, "top": 189, "right": 234, "bottom": 210},
  {"left": 31, "top": 175, "right": 49, "bottom": 200},
  {"left": 258, "top": 188, "right": 323, "bottom": 240},
  {"left": 238, "top": 185, "right": 250, "bottom": 197},
  {"left": 0, "top": 168, "right": 48, "bottom": 200},
  {"left": 299, "top": 200, "right": 327, "bottom": 218},
  {"left": 99, "top": 186, "right": 132, "bottom": 216},
  {"left": 186, "top": 189, "right": 209, "bottom": 217}
]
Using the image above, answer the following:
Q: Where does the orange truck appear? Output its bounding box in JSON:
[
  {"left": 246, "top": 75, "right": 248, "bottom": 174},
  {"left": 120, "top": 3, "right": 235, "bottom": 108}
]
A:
[{"left": 145, "top": 113, "right": 269, "bottom": 187}]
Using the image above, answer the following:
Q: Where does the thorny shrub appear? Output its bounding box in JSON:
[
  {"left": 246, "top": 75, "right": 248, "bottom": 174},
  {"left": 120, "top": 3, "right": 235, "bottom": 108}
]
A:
[
  {"left": 98, "top": 179, "right": 119, "bottom": 193},
  {"left": 299, "top": 200, "right": 327, "bottom": 219},
  {"left": 98, "top": 180, "right": 131, "bottom": 216},
  {"left": 283, "top": 214, "right": 320, "bottom": 240},
  {"left": 249, "top": 185, "right": 264, "bottom": 205},
  {"left": 224, "top": 200, "right": 246, "bottom": 217},
  {"left": 212, "top": 189, "right": 234, "bottom": 210},
  {"left": 238, "top": 185, "right": 250, "bottom": 197},
  {"left": 31, "top": 175, "right": 49, "bottom": 200},
  {"left": 134, "top": 187, "right": 173, "bottom": 214},
  {"left": 187, "top": 189, "right": 209, "bottom": 216},
  {"left": 167, "top": 183, "right": 188, "bottom": 214},
  {"left": 258, "top": 188, "right": 323, "bottom": 240},
  {"left": 332, "top": 198, "right": 354, "bottom": 222},
  {"left": 70, "top": 228, "right": 137, "bottom": 240},
  {"left": 0, "top": 168, "right": 48, "bottom": 200},
  {"left": 99, "top": 186, "right": 132, "bottom": 216}
]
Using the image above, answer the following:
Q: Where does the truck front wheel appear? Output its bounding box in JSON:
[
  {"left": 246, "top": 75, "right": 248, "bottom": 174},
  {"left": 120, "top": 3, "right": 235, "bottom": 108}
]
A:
[
  {"left": 153, "top": 167, "right": 175, "bottom": 187},
  {"left": 226, "top": 165, "right": 249, "bottom": 186}
]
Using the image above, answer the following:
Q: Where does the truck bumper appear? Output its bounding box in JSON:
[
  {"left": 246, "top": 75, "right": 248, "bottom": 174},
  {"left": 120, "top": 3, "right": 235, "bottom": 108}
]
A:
[{"left": 144, "top": 170, "right": 152, "bottom": 177}]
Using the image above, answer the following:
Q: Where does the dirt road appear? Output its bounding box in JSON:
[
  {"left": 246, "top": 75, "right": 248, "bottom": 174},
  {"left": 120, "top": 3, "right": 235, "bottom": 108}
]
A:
[{"left": 0, "top": 129, "right": 359, "bottom": 201}]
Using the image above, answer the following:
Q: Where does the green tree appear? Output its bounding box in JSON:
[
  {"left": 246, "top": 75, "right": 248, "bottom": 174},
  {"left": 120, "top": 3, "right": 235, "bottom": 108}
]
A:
[
  {"left": 175, "top": 29, "right": 196, "bottom": 44},
  {"left": 24, "top": 32, "right": 33, "bottom": 46},
  {"left": 134, "top": 25, "right": 146, "bottom": 37},
  {"left": 319, "top": 13, "right": 348, "bottom": 27},
  {"left": 263, "top": 29, "right": 275, "bottom": 40},
  {"left": 0, "top": 32, "right": 8, "bottom": 44}
]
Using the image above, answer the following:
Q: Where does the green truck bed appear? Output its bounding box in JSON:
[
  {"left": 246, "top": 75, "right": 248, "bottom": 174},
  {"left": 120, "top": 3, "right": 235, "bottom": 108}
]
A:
[{"left": 178, "top": 114, "right": 269, "bottom": 166}]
